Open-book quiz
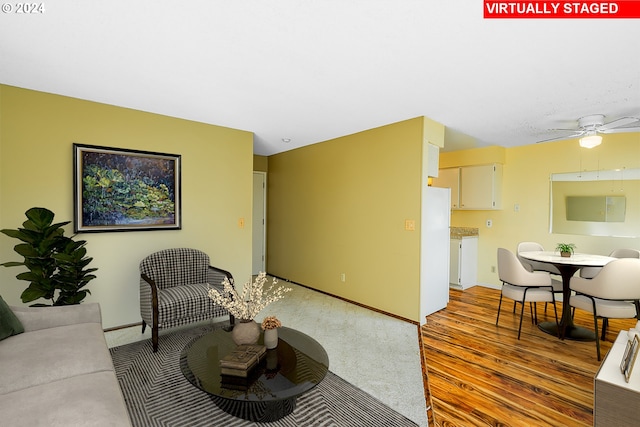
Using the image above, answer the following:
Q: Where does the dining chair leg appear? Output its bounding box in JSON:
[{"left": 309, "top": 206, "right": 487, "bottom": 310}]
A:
[
  {"left": 588, "top": 298, "right": 602, "bottom": 361},
  {"left": 496, "top": 293, "right": 504, "bottom": 326},
  {"left": 518, "top": 300, "right": 526, "bottom": 340},
  {"left": 601, "top": 318, "right": 608, "bottom": 341},
  {"left": 593, "top": 313, "right": 601, "bottom": 361}
]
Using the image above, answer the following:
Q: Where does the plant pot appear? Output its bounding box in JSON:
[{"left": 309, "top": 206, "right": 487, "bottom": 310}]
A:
[
  {"left": 231, "top": 320, "right": 261, "bottom": 345},
  {"left": 560, "top": 251, "right": 572, "bottom": 258},
  {"left": 264, "top": 328, "right": 279, "bottom": 349}
]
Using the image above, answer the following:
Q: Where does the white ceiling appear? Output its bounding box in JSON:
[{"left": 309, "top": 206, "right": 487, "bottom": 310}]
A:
[{"left": 1, "top": 1, "right": 639, "bottom": 155}]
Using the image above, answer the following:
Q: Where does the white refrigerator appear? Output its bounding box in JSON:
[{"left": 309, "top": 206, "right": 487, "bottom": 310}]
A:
[{"left": 420, "top": 186, "right": 451, "bottom": 323}]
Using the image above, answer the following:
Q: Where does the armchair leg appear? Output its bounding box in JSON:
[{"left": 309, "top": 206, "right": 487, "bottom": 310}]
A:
[
  {"left": 152, "top": 324, "right": 159, "bottom": 353},
  {"left": 141, "top": 320, "right": 146, "bottom": 334}
]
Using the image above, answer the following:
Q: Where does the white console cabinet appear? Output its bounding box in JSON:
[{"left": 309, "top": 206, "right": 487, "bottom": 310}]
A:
[
  {"left": 594, "top": 331, "right": 640, "bottom": 426},
  {"left": 449, "top": 236, "right": 478, "bottom": 290}
]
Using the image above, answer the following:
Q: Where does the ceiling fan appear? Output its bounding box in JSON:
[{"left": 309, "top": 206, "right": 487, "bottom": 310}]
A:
[{"left": 537, "top": 114, "right": 640, "bottom": 147}]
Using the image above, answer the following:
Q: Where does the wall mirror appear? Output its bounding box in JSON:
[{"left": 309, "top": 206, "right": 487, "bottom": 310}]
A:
[{"left": 550, "top": 168, "right": 640, "bottom": 237}]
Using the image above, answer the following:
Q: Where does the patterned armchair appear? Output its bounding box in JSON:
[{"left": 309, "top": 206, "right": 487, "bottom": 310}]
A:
[{"left": 139, "top": 248, "right": 234, "bottom": 352}]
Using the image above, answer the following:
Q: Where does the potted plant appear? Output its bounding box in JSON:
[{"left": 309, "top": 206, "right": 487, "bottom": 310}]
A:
[
  {"left": 555, "top": 243, "right": 576, "bottom": 258},
  {"left": 1, "top": 207, "right": 97, "bottom": 306},
  {"left": 208, "top": 272, "right": 291, "bottom": 345}
]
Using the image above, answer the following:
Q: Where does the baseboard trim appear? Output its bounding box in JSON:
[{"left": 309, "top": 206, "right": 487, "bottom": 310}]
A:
[
  {"left": 104, "top": 322, "right": 142, "bottom": 333},
  {"left": 269, "top": 274, "right": 419, "bottom": 326}
]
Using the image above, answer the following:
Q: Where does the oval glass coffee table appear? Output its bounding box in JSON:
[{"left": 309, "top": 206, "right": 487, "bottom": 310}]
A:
[{"left": 180, "top": 324, "right": 329, "bottom": 422}]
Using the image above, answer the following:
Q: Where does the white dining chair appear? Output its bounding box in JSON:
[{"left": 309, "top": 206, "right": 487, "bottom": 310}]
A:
[
  {"left": 570, "top": 258, "right": 640, "bottom": 360},
  {"left": 579, "top": 248, "right": 640, "bottom": 279},
  {"left": 516, "top": 242, "right": 563, "bottom": 311},
  {"left": 496, "top": 248, "right": 559, "bottom": 340}
]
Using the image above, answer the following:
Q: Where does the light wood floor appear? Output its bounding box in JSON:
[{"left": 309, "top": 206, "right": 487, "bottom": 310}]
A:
[{"left": 420, "top": 286, "right": 637, "bottom": 427}]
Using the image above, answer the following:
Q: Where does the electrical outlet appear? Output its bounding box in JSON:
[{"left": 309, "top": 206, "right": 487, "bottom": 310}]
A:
[
  {"left": 405, "top": 219, "right": 415, "bottom": 231},
  {"left": 340, "top": 273, "right": 346, "bottom": 282},
  {"left": 486, "top": 219, "right": 492, "bottom": 228},
  {"left": 491, "top": 266, "right": 496, "bottom": 273}
]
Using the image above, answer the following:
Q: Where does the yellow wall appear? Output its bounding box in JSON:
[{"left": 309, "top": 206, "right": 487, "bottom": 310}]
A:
[
  {"left": 253, "top": 155, "right": 268, "bottom": 172},
  {"left": 0, "top": 85, "right": 254, "bottom": 328},
  {"left": 441, "top": 134, "right": 640, "bottom": 288},
  {"left": 267, "top": 117, "right": 424, "bottom": 321}
]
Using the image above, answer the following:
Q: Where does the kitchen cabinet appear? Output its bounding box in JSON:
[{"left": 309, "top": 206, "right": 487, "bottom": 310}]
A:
[
  {"left": 459, "top": 164, "right": 502, "bottom": 210},
  {"left": 431, "top": 168, "right": 460, "bottom": 209},
  {"left": 449, "top": 236, "right": 478, "bottom": 290},
  {"left": 432, "top": 164, "right": 502, "bottom": 210},
  {"left": 594, "top": 331, "right": 640, "bottom": 426}
]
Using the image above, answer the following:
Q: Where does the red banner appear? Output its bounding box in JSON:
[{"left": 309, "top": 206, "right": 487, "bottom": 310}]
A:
[{"left": 484, "top": 1, "right": 640, "bottom": 18}]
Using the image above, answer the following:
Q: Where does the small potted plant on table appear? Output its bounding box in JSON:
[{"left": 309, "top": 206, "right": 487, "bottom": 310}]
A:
[{"left": 556, "top": 243, "right": 576, "bottom": 258}]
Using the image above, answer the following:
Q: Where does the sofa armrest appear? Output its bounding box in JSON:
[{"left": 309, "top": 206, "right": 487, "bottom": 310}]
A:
[{"left": 10, "top": 303, "right": 102, "bottom": 332}]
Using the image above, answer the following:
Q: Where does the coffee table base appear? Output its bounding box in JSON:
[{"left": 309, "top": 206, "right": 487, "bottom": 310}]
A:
[
  {"left": 211, "top": 395, "right": 296, "bottom": 422},
  {"left": 538, "top": 321, "right": 596, "bottom": 341}
]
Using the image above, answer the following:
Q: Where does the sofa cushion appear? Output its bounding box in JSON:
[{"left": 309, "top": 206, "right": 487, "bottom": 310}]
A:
[
  {"left": 0, "top": 295, "right": 24, "bottom": 340},
  {"left": 0, "top": 371, "right": 132, "bottom": 427},
  {"left": 0, "top": 322, "right": 114, "bottom": 395}
]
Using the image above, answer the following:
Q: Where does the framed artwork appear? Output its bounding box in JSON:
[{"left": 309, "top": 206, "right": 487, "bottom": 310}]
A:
[
  {"left": 620, "top": 334, "right": 640, "bottom": 383},
  {"left": 74, "top": 144, "right": 181, "bottom": 232}
]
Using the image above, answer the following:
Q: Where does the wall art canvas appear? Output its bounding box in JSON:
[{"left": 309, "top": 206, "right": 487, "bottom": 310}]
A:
[{"left": 74, "top": 144, "right": 181, "bottom": 232}]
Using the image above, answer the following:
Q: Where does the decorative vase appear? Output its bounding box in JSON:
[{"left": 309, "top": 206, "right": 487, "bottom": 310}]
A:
[
  {"left": 264, "top": 328, "right": 279, "bottom": 349},
  {"left": 561, "top": 251, "right": 572, "bottom": 258},
  {"left": 231, "top": 319, "right": 261, "bottom": 345}
]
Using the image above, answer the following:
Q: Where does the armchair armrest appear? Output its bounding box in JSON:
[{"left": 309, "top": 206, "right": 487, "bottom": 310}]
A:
[{"left": 10, "top": 303, "right": 102, "bottom": 332}]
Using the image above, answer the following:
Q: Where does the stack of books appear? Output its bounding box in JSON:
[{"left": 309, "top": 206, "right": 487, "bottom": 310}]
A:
[{"left": 219, "top": 344, "right": 266, "bottom": 378}]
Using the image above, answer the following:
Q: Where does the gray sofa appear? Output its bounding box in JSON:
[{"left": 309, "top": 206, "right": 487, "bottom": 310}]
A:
[{"left": 0, "top": 303, "right": 132, "bottom": 427}]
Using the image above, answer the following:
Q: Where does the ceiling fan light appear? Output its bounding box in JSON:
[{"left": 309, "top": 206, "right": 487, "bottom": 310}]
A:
[{"left": 579, "top": 134, "right": 602, "bottom": 149}]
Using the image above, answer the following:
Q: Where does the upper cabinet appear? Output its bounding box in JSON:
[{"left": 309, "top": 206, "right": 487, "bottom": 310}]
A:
[
  {"left": 432, "top": 164, "right": 503, "bottom": 210},
  {"left": 432, "top": 168, "right": 460, "bottom": 209}
]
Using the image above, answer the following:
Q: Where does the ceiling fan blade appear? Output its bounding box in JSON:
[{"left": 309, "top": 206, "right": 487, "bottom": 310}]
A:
[
  {"left": 536, "top": 131, "right": 583, "bottom": 144},
  {"left": 599, "top": 125, "right": 640, "bottom": 134},
  {"left": 599, "top": 117, "right": 640, "bottom": 131}
]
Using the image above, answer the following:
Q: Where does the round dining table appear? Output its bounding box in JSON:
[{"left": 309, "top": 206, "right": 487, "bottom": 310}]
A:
[{"left": 518, "top": 250, "right": 617, "bottom": 341}]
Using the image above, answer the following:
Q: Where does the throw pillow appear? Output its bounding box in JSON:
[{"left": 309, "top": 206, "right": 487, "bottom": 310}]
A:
[{"left": 0, "top": 295, "right": 25, "bottom": 340}]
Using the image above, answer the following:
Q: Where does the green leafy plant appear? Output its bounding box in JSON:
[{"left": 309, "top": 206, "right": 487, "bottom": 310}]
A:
[
  {"left": 555, "top": 243, "right": 576, "bottom": 255},
  {"left": 1, "top": 207, "right": 97, "bottom": 306}
]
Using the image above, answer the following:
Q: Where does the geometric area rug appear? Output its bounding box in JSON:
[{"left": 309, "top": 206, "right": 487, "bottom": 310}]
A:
[{"left": 110, "top": 323, "right": 418, "bottom": 427}]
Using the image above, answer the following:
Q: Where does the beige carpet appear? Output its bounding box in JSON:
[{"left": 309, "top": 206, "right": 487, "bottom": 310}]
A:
[{"left": 105, "top": 279, "right": 429, "bottom": 426}]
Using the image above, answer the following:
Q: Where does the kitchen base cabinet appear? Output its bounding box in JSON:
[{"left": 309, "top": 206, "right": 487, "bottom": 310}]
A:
[{"left": 449, "top": 236, "right": 478, "bottom": 290}]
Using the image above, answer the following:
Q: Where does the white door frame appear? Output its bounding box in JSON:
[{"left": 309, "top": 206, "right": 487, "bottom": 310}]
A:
[{"left": 252, "top": 172, "right": 267, "bottom": 274}]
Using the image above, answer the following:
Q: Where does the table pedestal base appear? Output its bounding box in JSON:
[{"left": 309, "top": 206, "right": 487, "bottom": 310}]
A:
[
  {"left": 211, "top": 395, "right": 296, "bottom": 422},
  {"left": 538, "top": 321, "right": 596, "bottom": 341}
]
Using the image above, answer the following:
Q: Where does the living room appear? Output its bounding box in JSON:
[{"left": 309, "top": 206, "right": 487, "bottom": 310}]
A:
[{"left": 2, "top": 87, "right": 639, "bottom": 329}]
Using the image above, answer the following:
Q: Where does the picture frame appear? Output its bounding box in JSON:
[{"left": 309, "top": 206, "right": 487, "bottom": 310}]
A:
[
  {"left": 74, "top": 144, "right": 181, "bottom": 232},
  {"left": 621, "top": 334, "right": 640, "bottom": 383}
]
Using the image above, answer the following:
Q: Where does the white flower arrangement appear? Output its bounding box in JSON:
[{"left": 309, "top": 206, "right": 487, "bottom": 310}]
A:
[{"left": 207, "top": 272, "right": 292, "bottom": 321}]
